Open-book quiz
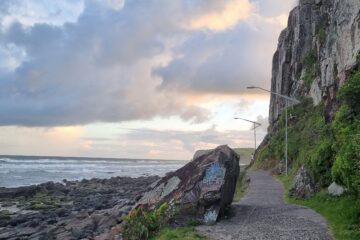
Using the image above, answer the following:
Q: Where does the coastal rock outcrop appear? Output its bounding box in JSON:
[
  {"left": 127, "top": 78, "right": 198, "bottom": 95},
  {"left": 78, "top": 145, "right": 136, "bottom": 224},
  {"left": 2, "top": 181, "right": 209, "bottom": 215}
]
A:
[
  {"left": 139, "top": 145, "right": 240, "bottom": 224},
  {"left": 269, "top": 0, "right": 360, "bottom": 125},
  {"left": 289, "top": 166, "right": 315, "bottom": 199},
  {"left": 0, "top": 176, "right": 158, "bottom": 240}
]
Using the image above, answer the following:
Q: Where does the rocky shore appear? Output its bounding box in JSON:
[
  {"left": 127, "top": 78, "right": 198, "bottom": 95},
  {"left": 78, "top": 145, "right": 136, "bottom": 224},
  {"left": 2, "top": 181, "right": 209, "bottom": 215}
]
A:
[{"left": 0, "top": 176, "right": 159, "bottom": 240}]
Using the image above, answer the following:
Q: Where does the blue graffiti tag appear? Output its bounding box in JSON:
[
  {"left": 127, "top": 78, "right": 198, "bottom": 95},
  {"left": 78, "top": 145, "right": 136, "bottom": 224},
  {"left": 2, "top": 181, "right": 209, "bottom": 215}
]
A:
[{"left": 202, "top": 163, "right": 225, "bottom": 185}]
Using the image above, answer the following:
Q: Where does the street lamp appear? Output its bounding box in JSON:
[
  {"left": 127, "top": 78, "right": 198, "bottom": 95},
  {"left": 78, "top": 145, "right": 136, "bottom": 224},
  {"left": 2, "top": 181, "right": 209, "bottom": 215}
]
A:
[
  {"left": 247, "top": 86, "right": 300, "bottom": 175},
  {"left": 233, "top": 117, "right": 261, "bottom": 152}
]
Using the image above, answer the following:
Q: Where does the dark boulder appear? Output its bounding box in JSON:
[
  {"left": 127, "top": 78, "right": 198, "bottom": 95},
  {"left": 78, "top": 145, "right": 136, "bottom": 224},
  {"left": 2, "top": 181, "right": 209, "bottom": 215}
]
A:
[
  {"left": 289, "top": 166, "right": 315, "bottom": 199},
  {"left": 139, "top": 145, "right": 240, "bottom": 224}
]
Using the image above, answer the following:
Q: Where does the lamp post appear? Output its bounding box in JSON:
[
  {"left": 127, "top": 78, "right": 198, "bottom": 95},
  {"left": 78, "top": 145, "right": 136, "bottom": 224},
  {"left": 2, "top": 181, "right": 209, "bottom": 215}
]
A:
[
  {"left": 247, "top": 86, "right": 300, "bottom": 176},
  {"left": 233, "top": 117, "right": 261, "bottom": 152}
]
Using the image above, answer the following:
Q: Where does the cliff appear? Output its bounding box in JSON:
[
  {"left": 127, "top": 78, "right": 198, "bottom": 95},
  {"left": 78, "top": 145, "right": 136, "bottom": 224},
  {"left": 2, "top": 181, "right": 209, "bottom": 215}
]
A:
[
  {"left": 269, "top": 0, "right": 360, "bottom": 125},
  {"left": 256, "top": 0, "right": 360, "bottom": 196}
]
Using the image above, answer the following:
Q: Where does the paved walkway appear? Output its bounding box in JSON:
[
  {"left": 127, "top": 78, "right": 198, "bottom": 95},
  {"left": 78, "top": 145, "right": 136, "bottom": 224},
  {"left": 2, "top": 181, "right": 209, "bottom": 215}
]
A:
[{"left": 197, "top": 171, "right": 332, "bottom": 240}]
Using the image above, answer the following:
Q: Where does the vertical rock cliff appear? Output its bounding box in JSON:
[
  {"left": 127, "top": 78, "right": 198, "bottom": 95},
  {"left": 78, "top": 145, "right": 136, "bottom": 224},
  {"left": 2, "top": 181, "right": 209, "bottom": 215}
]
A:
[{"left": 269, "top": 0, "right": 360, "bottom": 126}]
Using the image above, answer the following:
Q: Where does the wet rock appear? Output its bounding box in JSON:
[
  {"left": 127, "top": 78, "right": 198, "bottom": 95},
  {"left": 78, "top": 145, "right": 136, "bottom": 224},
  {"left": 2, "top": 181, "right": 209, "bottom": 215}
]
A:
[
  {"left": 328, "top": 182, "right": 345, "bottom": 196},
  {"left": 289, "top": 166, "right": 315, "bottom": 199},
  {"left": 140, "top": 145, "right": 240, "bottom": 224},
  {"left": 0, "top": 176, "right": 159, "bottom": 240}
]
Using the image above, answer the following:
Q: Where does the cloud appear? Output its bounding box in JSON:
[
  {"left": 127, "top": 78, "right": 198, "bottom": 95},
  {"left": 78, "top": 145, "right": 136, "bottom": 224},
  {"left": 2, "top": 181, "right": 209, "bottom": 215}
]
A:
[
  {"left": 155, "top": 16, "right": 286, "bottom": 95},
  {"left": 113, "top": 125, "right": 267, "bottom": 159},
  {"left": 0, "top": 0, "right": 84, "bottom": 29},
  {"left": 0, "top": 0, "right": 213, "bottom": 126},
  {"left": 255, "top": 115, "right": 269, "bottom": 131},
  {"left": 188, "top": 0, "right": 253, "bottom": 31},
  {"left": 251, "top": 0, "right": 296, "bottom": 18},
  {"left": 0, "top": 0, "right": 295, "bottom": 127},
  {"left": 0, "top": 122, "right": 268, "bottom": 159}
]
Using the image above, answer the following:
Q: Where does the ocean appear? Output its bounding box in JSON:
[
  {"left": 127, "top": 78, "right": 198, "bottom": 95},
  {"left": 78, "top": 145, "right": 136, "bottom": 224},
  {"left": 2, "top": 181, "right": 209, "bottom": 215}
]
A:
[{"left": 0, "top": 155, "right": 187, "bottom": 188}]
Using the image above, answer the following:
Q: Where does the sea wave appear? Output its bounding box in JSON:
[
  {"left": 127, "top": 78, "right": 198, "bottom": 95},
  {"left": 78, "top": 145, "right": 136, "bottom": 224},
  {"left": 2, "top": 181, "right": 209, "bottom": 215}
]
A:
[{"left": 0, "top": 156, "right": 186, "bottom": 187}]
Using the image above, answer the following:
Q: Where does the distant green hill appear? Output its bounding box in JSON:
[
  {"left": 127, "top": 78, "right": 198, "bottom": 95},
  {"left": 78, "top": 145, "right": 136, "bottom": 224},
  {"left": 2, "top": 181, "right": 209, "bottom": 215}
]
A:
[
  {"left": 193, "top": 148, "right": 254, "bottom": 166},
  {"left": 233, "top": 148, "right": 254, "bottom": 165}
]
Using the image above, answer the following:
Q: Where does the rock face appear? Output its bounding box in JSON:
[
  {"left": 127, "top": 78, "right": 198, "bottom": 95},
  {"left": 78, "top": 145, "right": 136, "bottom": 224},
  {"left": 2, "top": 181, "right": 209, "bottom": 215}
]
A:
[
  {"left": 193, "top": 149, "right": 213, "bottom": 160},
  {"left": 140, "top": 145, "right": 240, "bottom": 224},
  {"left": 328, "top": 182, "right": 346, "bottom": 196},
  {"left": 289, "top": 166, "right": 315, "bottom": 199},
  {"left": 269, "top": 0, "right": 360, "bottom": 125}
]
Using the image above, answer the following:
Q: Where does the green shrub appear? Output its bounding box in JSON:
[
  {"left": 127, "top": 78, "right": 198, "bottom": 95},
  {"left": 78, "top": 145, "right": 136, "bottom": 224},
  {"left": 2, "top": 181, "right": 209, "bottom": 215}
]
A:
[
  {"left": 257, "top": 75, "right": 360, "bottom": 194},
  {"left": 316, "top": 25, "right": 327, "bottom": 44},
  {"left": 303, "top": 51, "right": 318, "bottom": 87},
  {"left": 255, "top": 97, "right": 351, "bottom": 190},
  {"left": 279, "top": 175, "right": 360, "bottom": 239},
  {"left": 331, "top": 68, "right": 360, "bottom": 194},
  {"left": 233, "top": 169, "right": 249, "bottom": 202},
  {"left": 255, "top": 98, "right": 331, "bottom": 177},
  {"left": 123, "top": 203, "right": 173, "bottom": 240},
  {"left": 331, "top": 104, "right": 360, "bottom": 194},
  {"left": 308, "top": 138, "right": 335, "bottom": 187},
  {"left": 338, "top": 70, "right": 360, "bottom": 112}
]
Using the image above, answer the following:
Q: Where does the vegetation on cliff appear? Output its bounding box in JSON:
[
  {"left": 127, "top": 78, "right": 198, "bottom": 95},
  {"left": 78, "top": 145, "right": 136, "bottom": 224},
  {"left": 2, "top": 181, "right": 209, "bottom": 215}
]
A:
[
  {"left": 256, "top": 61, "right": 360, "bottom": 194},
  {"left": 255, "top": 97, "right": 334, "bottom": 187},
  {"left": 331, "top": 68, "right": 360, "bottom": 193},
  {"left": 255, "top": 57, "right": 360, "bottom": 238}
]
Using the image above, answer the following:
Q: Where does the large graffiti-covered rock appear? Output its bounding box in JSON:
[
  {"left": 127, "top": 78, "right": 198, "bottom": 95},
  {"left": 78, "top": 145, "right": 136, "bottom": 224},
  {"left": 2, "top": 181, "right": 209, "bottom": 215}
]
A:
[{"left": 139, "top": 145, "right": 240, "bottom": 224}]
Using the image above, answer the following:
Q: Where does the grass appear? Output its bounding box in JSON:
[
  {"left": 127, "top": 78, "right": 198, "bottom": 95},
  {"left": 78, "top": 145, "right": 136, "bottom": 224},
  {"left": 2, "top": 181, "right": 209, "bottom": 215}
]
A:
[
  {"left": 151, "top": 227, "right": 207, "bottom": 240},
  {"left": 303, "top": 51, "right": 318, "bottom": 87},
  {"left": 278, "top": 174, "right": 360, "bottom": 240},
  {"left": 233, "top": 167, "right": 249, "bottom": 202}
]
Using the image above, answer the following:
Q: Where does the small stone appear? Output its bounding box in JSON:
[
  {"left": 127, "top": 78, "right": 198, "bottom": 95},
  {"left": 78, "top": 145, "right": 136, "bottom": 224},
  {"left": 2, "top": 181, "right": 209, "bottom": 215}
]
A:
[{"left": 327, "top": 182, "right": 345, "bottom": 196}]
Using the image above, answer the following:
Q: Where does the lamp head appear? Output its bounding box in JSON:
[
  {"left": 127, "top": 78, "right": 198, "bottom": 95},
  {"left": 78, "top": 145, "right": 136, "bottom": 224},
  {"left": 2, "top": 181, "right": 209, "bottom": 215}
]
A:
[{"left": 247, "top": 86, "right": 256, "bottom": 89}]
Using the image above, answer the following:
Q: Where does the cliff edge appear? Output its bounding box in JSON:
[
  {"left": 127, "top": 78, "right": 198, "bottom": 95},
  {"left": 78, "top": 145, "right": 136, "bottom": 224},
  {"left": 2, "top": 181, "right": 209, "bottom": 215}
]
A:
[{"left": 269, "top": 0, "right": 360, "bottom": 125}]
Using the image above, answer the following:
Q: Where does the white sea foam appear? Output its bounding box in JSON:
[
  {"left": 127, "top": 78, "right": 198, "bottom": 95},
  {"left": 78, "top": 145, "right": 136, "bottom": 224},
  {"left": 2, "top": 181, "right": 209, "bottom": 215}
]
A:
[{"left": 0, "top": 156, "right": 186, "bottom": 188}]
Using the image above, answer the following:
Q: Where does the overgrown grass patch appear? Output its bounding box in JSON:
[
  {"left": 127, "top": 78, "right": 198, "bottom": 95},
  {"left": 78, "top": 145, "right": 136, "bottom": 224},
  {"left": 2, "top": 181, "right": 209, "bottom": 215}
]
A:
[
  {"left": 255, "top": 97, "right": 333, "bottom": 187},
  {"left": 151, "top": 227, "right": 206, "bottom": 240},
  {"left": 233, "top": 167, "right": 249, "bottom": 202},
  {"left": 278, "top": 175, "right": 360, "bottom": 240},
  {"left": 303, "top": 51, "right": 318, "bottom": 87}
]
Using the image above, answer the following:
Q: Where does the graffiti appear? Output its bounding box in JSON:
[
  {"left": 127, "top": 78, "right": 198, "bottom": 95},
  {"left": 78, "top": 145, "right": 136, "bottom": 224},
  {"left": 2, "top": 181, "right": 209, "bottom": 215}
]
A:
[
  {"left": 202, "top": 163, "right": 225, "bottom": 186},
  {"left": 203, "top": 209, "right": 218, "bottom": 224}
]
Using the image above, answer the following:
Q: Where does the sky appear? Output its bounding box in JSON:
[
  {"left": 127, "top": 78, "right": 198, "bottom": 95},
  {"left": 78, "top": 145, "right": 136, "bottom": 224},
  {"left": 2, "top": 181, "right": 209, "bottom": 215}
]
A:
[{"left": 0, "top": 0, "right": 296, "bottom": 160}]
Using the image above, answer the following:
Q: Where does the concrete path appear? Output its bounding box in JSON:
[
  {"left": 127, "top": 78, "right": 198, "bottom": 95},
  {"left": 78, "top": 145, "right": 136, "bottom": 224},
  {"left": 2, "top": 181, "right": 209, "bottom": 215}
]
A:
[{"left": 197, "top": 171, "right": 332, "bottom": 240}]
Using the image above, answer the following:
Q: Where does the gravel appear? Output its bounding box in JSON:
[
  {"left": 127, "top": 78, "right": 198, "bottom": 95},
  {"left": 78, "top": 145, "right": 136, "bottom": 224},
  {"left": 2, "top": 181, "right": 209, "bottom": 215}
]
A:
[{"left": 197, "top": 170, "right": 333, "bottom": 240}]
